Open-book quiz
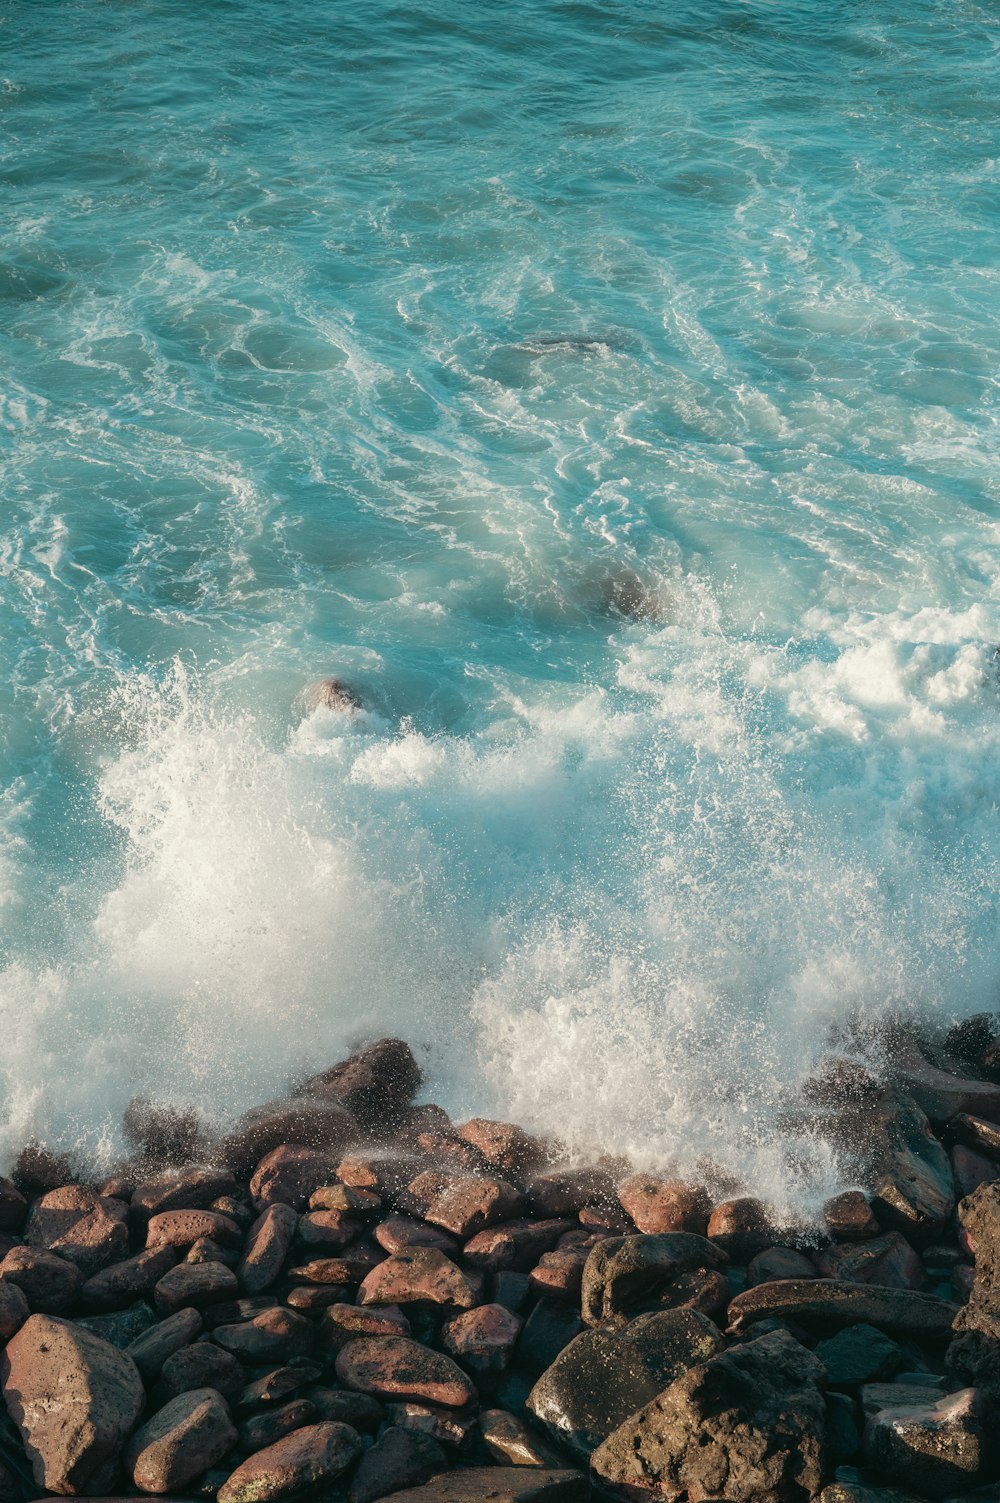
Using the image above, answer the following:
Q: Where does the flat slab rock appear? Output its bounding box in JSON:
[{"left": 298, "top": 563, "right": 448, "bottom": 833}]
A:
[
  {"left": 336, "top": 1335, "right": 477, "bottom": 1409},
  {"left": 727, "top": 1279, "right": 959, "bottom": 1341},
  {"left": 591, "top": 1329, "right": 827, "bottom": 1503},
  {"left": 1, "top": 1313, "right": 145, "bottom": 1494},
  {"left": 388, "top": 1469, "right": 589, "bottom": 1503}
]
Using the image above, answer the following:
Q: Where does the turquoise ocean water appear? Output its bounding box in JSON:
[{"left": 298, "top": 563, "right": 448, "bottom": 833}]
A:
[{"left": 1, "top": 0, "right": 998, "bottom": 1201}]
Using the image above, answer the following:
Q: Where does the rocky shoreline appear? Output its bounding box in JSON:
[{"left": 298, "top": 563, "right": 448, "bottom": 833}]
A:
[{"left": 1, "top": 1027, "right": 1000, "bottom": 1503}]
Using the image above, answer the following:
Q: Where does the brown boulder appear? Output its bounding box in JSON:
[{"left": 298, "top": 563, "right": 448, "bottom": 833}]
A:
[
  {"left": 82, "top": 1248, "right": 179, "bottom": 1312},
  {"left": 239, "top": 1204, "right": 297, "bottom": 1295},
  {"left": 617, "top": 1177, "right": 711, "bottom": 1236},
  {"left": 464, "top": 1219, "right": 573, "bottom": 1273},
  {"left": 359, "top": 1248, "right": 477, "bottom": 1309},
  {"left": 147, "top": 1209, "right": 242, "bottom": 1250},
  {"left": 814, "top": 1232, "right": 924, "bottom": 1290},
  {"left": 336, "top": 1336, "right": 477, "bottom": 1408},
  {"left": 131, "top": 1168, "right": 237, "bottom": 1221},
  {"left": 319, "top": 1303, "right": 411, "bottom": 1350},
  {"left": 590, "top": 1329, "right": 826, "bottom": 1503},
  {"left": 706, "top": 1197, "right": 774, "bottom": 1261},
  {"left": 863, "top": 1388, "right": 989, "bottom": 1499},
  {"left": 217, "top": 1421, "right": 362, "bottom": 1503},
  {"left": 126, "top": 1306, "right": 203, "bottom": 1382},
  {"left": 301, "top": 1038, "right": 422, "bottom": 1135},
  {"left": 218, "top": 1097, "right": 357, "bottom": 1176},
  {"left": 213, "top": 1306, "right": 313, "bottom": 1363},
  {"left": 580, "top": 1232, "right": 727, "bottom": 1327},
  {"left": 156, "top": 1343, "right": 245, "bottom": 1404},
  {"left": 154, "top": 1259, "right": 239, "bottom": 1314},
  {"left": 0, "top": 1244, "right": 83, "bottom": 1313},
  {"left": 238, "top": 1399, "right": 317, "bottom": 1453},
  {"left": 376, "top": 1215, "right": 461, "bottom": 1256},
  {"left": 310, "top": 1183, "right": 381, "bottom": 1213},
  {"left": 441, "top": 1304, "right": 522, "bottom": 1377},
  {"left": 422, "top": 1176, "right": 524, "bottom": 1238},
  {"left": 125, "top": 1387, "right": 237, "bottom": 1493},
  {"left": 348, "top": 1426, "right": 446, "bottom": 1503},
  {"left": 823, "top": 1191, "right": 880, "bottom": 1241},
  {"left": 25, "top": 1186, "right": 129, "bottom": 1277},
  {"left": 456, "top": 1120, "right": 547, "bottom": 1178},
  {"left": 0, "top": 1282, "right": 28, "bottom": 1343},
  {"left": 249, "top": 1146, "right": 340, "bottom": 1212},
  {"left": 526, "top": 1168, "right": 617, "bottom": 1218},
  {"left": 1, "top": 1314, "right": 145, "bottom": 1494}
]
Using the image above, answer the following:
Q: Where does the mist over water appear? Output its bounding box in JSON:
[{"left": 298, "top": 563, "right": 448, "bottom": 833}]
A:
[{"left": 1, "top": 0, "right": 999, "bottom": 1207}]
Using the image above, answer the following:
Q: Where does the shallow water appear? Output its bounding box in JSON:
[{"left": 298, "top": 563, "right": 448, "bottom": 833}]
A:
[{"left": 1, "top": 0, "right": 998, "bottom": 1204}]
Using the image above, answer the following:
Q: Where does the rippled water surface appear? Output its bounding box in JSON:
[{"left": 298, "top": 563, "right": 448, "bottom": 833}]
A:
[{"left": 1, "top": 0, "right": 998, "bottom": 1201}]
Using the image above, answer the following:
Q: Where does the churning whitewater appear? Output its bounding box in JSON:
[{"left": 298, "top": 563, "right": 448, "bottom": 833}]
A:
[{"left": 1, "top": 0, "right": 998, "bottom": 1210}]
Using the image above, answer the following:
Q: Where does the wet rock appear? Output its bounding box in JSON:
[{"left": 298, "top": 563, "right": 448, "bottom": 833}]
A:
[
  {"left": 952, "top": 1145, "right": 998, "bottom": 1198},
  {"left": 288, "top": 1250, "right": 380, "bottom": 1283},
  {"left": 0, "top": 1281, "right": 28, "bottom": 1343},
  {"left": 310, "top": 1183, "right": 381, "bottom": 1213},
  {"left": 386, "top": 1470, "right": 587, "bottom": 1503},
  {"left": 123, "top": 1096, "right": 206, "bottom": 1167},
  {"left": 157, "top": 1341, "right": 247, "bottom": 1404},
  {"left": 480, "top": 1410, "right": 565, "bottom": 1468},
  {"left": 285, "top": 1283, "right": 348, "bottom": 1312},
  {"left": 217, "top": 1421, "right": 363, "bottom": 1503},
  {"left": 706, "top": 1197, "right": 774, "bottom": 1261},
  {"left": 306, "top": 676, "right": 363, "bottom": 713},
  {"left": 77, "top": 1301, "right": 157, "bottom": 1349},
  {"left": 946, "top": 1181, "right": 1000, "bottom": 1388},
  {"left": 382, "top": 1402, "right": 478, "bottom": 1450},
  {"left": 0, "top": 1179, "right": 27, "bottom": 1234},
  {"left": 126, "top": 1387, "right": 238, "bottom": 1493},
  {"left": 301, "top": 1037, "right": 422, "bottom": 1136},
  {"left": 82, "top": 1247, "right": 179, "bottom": 1311},
  {"left": 359, "top": 1247, "right": 477, "bottom": 1309},
  {"left": 336, "top": 1335, "right": 477, "bottom": 1408},
  {"left": 864, "top": 1388, "right": 989, "bottom": 1499},
  {"left": 319, "top": 1301, "right": 411, "bottom": 1351},
  {"left": 0, "top": 1244, "right": 83, "bottom": 1313},
  {"left": 148, "top": 1208, "right": 243, "bottom": 1250},
  {"left": 895, "top": 1035, "right": 1000, "bottom": 1125},
  {"left": 203, "top": 1296, "right": 279, "bottom": 1329},
  {"left": 1, "top": 1314, "right": 145, "bottom": 1495},
  {"left": 952, "top": 1114, "right": 1000, "bottom": 1161},
  {"left": 815, "top": 1325, "right": 907, "bottom": 1387},
  {"left": 219, "top": 1097, "right": 357, "bottom": 1176},
  {"left": 377, "top": 1215, "right": 462, "bottom": 1256},
  {"left": 338, "top": 1151, "right": 425, "bottom": 1198},
  {"left": 441, "top": 1303, "right": 522, "bottom": 1378},
  {"left": 591, "top": 1328, "right": 827, "bottom": 1503},
  {"left": 155, "top": 1259, "right": 239, "bottom": 1313},
  {"left": 827, "top": 1391, "right": 862, "bottom": 1462},
  {"left": 423, "top": 1176, "right": 524, "bottom": 1238},
  {"left": 131, "top": 1167, "right": 238, "bottom": 1222},
  {"left": 859, "top": 1380, "right": 953, "bottom": 1421},
  {"left": 213, "top": 1307, "right": 314, "bottom": 1363},
  {"left": 529, "top": 1248, "right": 586, "bottom": 1301},
  {"left": 464, "top": 1219, "right": 573, "bottom": 1273},
  {"left": 235, "top": 1365, "right": 322, "bottom": 1414},
  {"left": 748, "top": 1247, "right": 819, "bottom": 1284},
  {"left": 239, "top": 1399, "right": 317, "bottom": 1453},
  {"left": 579, "top": 1203, "right": 630, "bottom": 1233},
  {"left": 127, "top": 1306, "right": 203, "bottom": 1381},
  {"left": 528, "top": 1308, "right": 724, "bottom": 1463},
  {"left": 814, "top": 1233, "right": 925, "bottom": 1290},
  {"left": 862, "top": 1091, "right": 956, "bottom": 1248},
  {"left": 305, "top": 1386, "right": 384, "bottom": 1429},
  {"left": 296, "top": 1209, "right": 362, "bottom": 1251},
  {"left": 824, "top": 1192, "right": 881, "bottom": 1242},
  {"left": 187, "top": 1235, "right": 238, "bottom": 1268},
  {"left": 239, "top": 1204, "right": 297, "bottom": 1295},
  {"left": 10, "top": 1143, "right": 76, "bottom": 1197},
  {"left": 417, "top": 1132, "right": 488, "bottom": 1172},
  {"left": 817, "top": 1484, "right": 921, "bottom": 1503},
  {"left": 728, "top": 1279, "right": 959, "bottom": 1342},
  {"left": 617, "top": 1176, "right": 711, "bottom": 1236},
  {"left": 348, "top": 1426, "right": 446, "bottom": 1503},
  {"left": 25, "top": 1185, "right": 130, "bottom": 1276},
  {"left": 517, "top": 1298, "right": 582, "bottom": 1375},
  {"left": 249, "top": 1146, "right": 341, "bottom": 1212},
  {"left": 580, "top": 1232, "right": 727, "bottom": 1326},
  {"left": 493, "top": 1271, "right": 532, "bottom": 1315},
  {"left": 526, "top": 1169, "right": 617, "bottom": 1219},
  {"left": 457, "top": 1121, "right": 547, "bottom": 1178}
]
